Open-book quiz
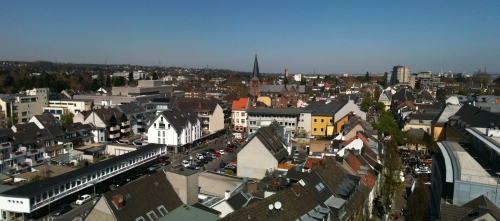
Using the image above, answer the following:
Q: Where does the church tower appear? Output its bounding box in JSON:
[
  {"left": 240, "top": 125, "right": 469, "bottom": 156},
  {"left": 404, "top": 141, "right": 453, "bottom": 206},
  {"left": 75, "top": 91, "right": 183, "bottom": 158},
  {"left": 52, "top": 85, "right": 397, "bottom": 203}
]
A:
[{"left": 250, "top": 54, "right": 260, "bottom": 97}]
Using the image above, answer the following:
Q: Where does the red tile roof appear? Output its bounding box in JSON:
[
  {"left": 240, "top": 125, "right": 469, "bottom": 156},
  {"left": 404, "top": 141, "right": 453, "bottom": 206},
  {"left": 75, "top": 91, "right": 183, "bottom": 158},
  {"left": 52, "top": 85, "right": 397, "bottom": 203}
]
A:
[
  {"left": 344, "top": 154, "right": 376, "bottom": 188},
  {"left": 396, "top": 100, "right": 417, "bottom": 110},
  {"left": 304, "top": 158, "right": 322, "bottom": 169},
  {"left": 232, "top": 98, "right": 250, "bottom": 111}
]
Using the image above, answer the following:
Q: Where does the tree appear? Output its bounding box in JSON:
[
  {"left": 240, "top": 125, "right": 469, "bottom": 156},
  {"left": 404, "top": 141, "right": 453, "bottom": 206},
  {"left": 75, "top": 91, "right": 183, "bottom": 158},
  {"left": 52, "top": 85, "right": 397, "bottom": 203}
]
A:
[
  {"left": 381, "top": 140, "right": 402, "bottom": 213},
  {"left": 51, "top": 79, "right": 69, "bottom": 92},
  {"left": 457, "top": 87, "right": 469, "bottom": 96},
  {"left": 105, "top": 74, "right": 111, "bottom": 87},
  {"left": 372, "top": 111, "right": 403, "bottom": 144},
  {"left": 472, "top": 72, "right": 491, "bottom": 85},
  {"left": 224, "top": 170, "right": 235, "bottom": 175},
  {"left": 308, "top": 90, "right": 315, "bottom": 97},
  {"left": 113, "top": 76, "right": 126, "bottom": 86},
  {"left": 152, "top": 72, "right": 159, "bottom": 80},
  {"left": 97, "top": 74, "right": 105, "bottom": 87},
  {"left": 91, "top": 79, "right": 100, "bottom": 91},
  {"left": 60, "top": 112, "right": 74, "bottom": 125},
  {"left": 405, "top": 177, "right": 430, "bottom": 221},
  {"left": 365, "top": 72, "right": 371, "bottom": 82},
  {"left": 128, "top": 71, "right": 134, "bottom": 84},
  {"left": 374, "top": 102, "right": 385, "bottom": 111},
  {"left": 361, "top": 96, "right": 372, "bottom": 112},
  {"left": 374, "top": 87, "right": 382, "bottom": 101}
]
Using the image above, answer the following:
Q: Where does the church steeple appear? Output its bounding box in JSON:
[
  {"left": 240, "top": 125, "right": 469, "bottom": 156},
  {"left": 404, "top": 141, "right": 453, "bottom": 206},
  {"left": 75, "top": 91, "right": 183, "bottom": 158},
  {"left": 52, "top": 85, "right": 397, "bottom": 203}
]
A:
[
  {"left": 252, "top": 54, "right": 259, "bottom": 80},
  {"left": 250, "top": 54, "right": 261, "bottom": 97}
]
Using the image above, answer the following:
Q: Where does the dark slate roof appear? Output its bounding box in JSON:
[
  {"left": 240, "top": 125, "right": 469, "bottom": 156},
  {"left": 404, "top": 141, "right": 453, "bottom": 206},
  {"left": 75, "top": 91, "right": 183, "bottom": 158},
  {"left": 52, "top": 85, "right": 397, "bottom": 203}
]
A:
[
  {"left": 251, "top": 54, "right": 260, "bottom": 81},
  {"left": 246, "top": 121, "right": 289, "bottom": 162},
  {"left": 104, "top": 171, "right": 183, "bottom": 221},
  {"left": 452, "top": 104, "right": 500, "bottom": 128},
  {"left": 221, "top": 184, "right": 321, "bottom": 221},
  {"left": 226, "top": 192, "right": 256, "bottom": 210},
  {"left": 149, "top": 108, "right": 198, "bottom": 132},
  {"left": 304, "top": 102, "right": 346, "bottom": 116},
  {"left": 440, "top": 204, "right": 472, "bottom": 221},
  {"left": 175, "top": 98, "right": 219, "bottom": 112},
  {"left": 90, "top": 107, "right": 127, "bottom": 124},
  {"left": 191, "top": 203, "right": 221, "bottom": 215},
  {"left": 285, "top": 167, "right": 309, "bottom": 181},
  {"left": 407, "top": 113, "right": 440, "bottom": 121},
  {"left": 392, "top": 89, "right": 416, "bottom": 103},
  {"left": 32, "top": 113, "right": 61, "bottom": 128},
  {"left": 115, "top": 103, "right": 147, "bottom": 115},
  {"left": 1, "top": 144, "right": 165, "bottom": 197}
]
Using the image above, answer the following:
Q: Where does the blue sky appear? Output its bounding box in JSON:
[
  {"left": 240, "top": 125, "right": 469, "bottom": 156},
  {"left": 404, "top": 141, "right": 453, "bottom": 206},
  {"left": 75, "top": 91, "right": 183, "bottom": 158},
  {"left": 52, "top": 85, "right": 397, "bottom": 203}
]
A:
[{"left": 1, "top": 1, "right": 499, "bottom": 74}]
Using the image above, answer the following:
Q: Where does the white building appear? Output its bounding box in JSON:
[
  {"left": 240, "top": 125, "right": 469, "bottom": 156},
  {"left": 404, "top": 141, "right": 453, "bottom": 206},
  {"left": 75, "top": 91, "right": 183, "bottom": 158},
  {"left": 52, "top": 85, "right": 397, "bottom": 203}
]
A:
[
  {"left": 293, "top": 74, "right": 302, "bottom": 82},
  {"left": 147, "top": 109, "right": 201, "bottom": 153},
  {"left": 231, "top": 98, "right": 251, "bottom": 133},
  {"left": 43, "top": 99, "right": 92, "bottom": 119},
  {"left": 237, "top": 122, "right": 288, "bottom": 179}
]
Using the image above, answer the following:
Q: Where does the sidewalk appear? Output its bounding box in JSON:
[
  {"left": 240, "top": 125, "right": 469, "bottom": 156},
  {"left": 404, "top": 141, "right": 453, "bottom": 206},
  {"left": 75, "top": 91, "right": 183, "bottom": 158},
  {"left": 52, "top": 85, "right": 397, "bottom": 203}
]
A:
[{"left": 391, "top": 158, "right": 415, "bottom": 220}]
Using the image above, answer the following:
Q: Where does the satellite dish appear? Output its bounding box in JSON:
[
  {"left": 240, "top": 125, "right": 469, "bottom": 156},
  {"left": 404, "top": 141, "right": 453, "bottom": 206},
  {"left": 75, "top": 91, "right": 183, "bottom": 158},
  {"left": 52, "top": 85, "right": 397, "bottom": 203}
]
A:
[
  {"left": 274, "top": 201, "right": 282, "bottom": 210},
  {"left": 268, "top": 204, "right": 274, "bottom": 210}
]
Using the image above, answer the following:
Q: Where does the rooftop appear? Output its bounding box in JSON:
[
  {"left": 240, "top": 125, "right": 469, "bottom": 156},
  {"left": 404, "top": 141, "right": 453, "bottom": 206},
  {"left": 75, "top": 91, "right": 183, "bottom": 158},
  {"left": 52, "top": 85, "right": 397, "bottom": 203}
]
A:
[{"left": 246, "top": 108, "right": 310, "bottom": 115}]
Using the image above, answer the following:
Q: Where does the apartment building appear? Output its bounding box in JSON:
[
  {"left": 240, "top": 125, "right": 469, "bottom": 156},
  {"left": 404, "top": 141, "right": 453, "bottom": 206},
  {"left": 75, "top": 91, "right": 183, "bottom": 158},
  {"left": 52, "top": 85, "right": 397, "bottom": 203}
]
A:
[
  {"left": 231, "top": 98, "right": 251, "bottom": 133},
  {"left": 176, "top": 98, "right": 225, "bottom": 135},
  {"left": 390, "top": 66, "right": 411, "bottom": 84},
  {"left": 246, "top": 108, "right": 310, "bottom": 136},
  {"left": 43, "top": 99, "right": 92, "bottom": 119},
  {"left": 0, "top": 88, "right": 49, "bottom": 123}
]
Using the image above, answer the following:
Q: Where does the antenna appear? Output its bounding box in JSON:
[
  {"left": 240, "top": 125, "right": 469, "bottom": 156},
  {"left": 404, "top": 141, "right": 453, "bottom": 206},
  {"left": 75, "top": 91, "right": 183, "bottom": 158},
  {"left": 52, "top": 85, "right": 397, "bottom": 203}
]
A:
[
  {"left": 274, "top": 201, "right": 282, "bottom": 210},
  {"left": 268, "top": 204, "right": 274, "bottom": 210}
]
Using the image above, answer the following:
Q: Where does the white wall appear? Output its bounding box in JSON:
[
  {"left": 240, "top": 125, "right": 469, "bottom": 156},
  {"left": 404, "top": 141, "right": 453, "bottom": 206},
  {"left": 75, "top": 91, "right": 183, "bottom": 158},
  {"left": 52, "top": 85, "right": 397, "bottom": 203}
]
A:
[
  {"left": 298, "top": 112, "right": 312, "bottom": 134},
  {"left": 0, "top": 196, "right": 31, "bottom": 213},
  {"left": 233, "top": 110, "right": 247, "bottom": 128},
  {"left": 237, "top": 138, "right": 278, "bottom": 179},
  {"left": 106, "top": 144, "right": 137, "bottom": 156},
  {"left": 335, "top": 100, "right": 366, "bottom": 121},
  {"left": 209, "top": 104, "right": 224, "bottom": 133},
  {"left": 212, "top": 201, "right": 234, "bottom": 218},
  {"left": 148, "top": 114, "right": 179, "bottom": 146}
]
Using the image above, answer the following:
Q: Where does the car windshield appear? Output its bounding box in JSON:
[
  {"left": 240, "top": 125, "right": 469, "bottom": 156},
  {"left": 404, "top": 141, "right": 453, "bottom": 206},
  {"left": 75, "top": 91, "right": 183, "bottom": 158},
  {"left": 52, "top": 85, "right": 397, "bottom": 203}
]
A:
[{"left": 78, "top": 197, "right": 85, "bottom": 200}]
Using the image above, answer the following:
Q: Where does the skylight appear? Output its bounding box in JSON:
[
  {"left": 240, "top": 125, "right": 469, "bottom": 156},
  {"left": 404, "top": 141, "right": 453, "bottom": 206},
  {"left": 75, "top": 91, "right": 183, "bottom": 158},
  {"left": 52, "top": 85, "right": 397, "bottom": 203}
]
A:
[
  {"left": 147, "top": 211, "right": 159, "bottom": 221},
  {"left": 157, "top": 205, "right": 168, "bottom": 216},
  {"left": 315, "top": 182, "right": 325, "bottom": 192}
]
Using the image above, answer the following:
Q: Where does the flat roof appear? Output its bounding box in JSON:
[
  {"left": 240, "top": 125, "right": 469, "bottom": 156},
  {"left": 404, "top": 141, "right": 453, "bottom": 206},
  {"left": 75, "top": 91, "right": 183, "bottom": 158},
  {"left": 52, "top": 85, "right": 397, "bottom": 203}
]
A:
[
  {"left": 246, "top": 108, "right": 311, "bottom": 115},
  {"left": 439, "top": 141, "right": 497, "bottom": 185},
  {"left": 1, "top": 143, "right": 165, "bottom": 197},
  {"left": 167, "top": 168, "right": 199, "bottom": 176},
  {"left": 50, "top": 99, "right": 93, "bottom": 102}
]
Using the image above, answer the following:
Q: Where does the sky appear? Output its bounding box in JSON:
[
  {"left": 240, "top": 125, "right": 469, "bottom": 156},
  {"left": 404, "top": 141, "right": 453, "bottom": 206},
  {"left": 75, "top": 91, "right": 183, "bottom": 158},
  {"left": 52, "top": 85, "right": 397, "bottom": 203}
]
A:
[{"left": 1, "top": 1, "right": 499, "bottom": 74}]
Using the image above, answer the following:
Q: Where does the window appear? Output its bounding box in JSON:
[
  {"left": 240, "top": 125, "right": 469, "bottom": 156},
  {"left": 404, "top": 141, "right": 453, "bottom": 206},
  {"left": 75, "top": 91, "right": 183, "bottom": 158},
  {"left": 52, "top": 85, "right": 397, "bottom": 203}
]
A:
[
  {"left": 158, "top": 131, "right": 161, "bottom": 136},
  {"left": 321, "top": 119, "right": 324, "bottom": 123},
  {"left": 313, "top": 128, "right": 317, "bottom": 132},
  {"left": 315, "top": 182, "right": 325, "bottom": 192},
  {"left": 241, "top": 119, "right": 245, "bottom": 123},
  {"left": 241, "top": 113, "right": 245, "bottom": 117},
  {"left": 147, "top": 211, "right": 159, "bottom": 221},
  {"left": 162, "top": 131, "right": 165, "bottom": 137},
  {"left": 314, "top": 119, "right": 317, "bottom": 123},
  {"left": 135, "top": 217, "right": 146, "bottom": 221},
  {"left": 22, "top": 111, "right": 27, "bottom": 116},
  {"left": 236, "top": 112, "right": 239, "bottom": 117},
  {"left": 321, "top": 128, "right": 324, "bottom": 132},
  {"left": 157, "top": 205, "right": 168, "bottom": 216}
]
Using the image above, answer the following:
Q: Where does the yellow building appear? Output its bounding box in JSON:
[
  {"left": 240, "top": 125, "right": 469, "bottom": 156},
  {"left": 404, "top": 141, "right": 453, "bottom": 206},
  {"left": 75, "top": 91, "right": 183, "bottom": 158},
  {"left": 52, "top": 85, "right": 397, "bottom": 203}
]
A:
[
  {"left": 257, "top": 96, "right": 271, "bottom": 107},
  {"left": 305, "top": 103, "right": 346, "bottom": 137},
  {"left": 311, "top": 115, "right": 334, "bottom": 136},
  {"left": 334, "top": 114, "right": 350, "bottom": 134}
]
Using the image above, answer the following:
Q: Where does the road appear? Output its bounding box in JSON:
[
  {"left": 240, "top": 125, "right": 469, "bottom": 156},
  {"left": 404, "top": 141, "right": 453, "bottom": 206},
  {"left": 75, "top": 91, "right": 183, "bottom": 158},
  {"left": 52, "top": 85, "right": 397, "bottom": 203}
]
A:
[{"left": 33, "top": 136, "right": 244, "bottom": 221}]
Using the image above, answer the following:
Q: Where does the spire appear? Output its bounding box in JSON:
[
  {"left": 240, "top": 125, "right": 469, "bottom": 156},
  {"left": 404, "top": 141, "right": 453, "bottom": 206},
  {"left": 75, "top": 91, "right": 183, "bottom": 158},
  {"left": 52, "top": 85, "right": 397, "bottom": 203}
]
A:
[{"left": 252, "top": 54, "right": 259, "bottom": 80}]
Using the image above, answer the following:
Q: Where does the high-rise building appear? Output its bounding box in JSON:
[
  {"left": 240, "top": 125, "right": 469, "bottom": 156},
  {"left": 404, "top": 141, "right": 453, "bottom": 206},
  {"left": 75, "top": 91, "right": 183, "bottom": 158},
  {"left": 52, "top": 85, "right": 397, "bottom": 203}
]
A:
[
  {"left": 285, "top": 69, "right": 289, "bottom": 77},
  {"left": 390, "top": 66, "right": 411, "bottom": 85}
]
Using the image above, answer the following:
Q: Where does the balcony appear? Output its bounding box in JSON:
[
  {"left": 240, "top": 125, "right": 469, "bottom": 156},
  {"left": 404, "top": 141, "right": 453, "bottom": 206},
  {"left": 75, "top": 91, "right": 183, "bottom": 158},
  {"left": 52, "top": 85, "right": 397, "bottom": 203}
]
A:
[
  {"left": 159, "top": 123, "right": 165, "bottom": 129},
  {"left": 1, "top": 142, "right": 12, "bottom": 150},
  {"left": 12, "top": 150, "right": 26, "bottom": 158},
  {"left": 26, "top": 148, "right": 45, "bottom": 157},
  {"left": 203, "top": 120, "right": 209, "bottom": 125},
  {"left": 121, "top": 128, "right": 130, "bottom": 133},
  {"left": 109, "top": 133, "right": 121, "bottom": 139},
  {"left": 121, "top": 121, "right": 130, "bottom": 126}
]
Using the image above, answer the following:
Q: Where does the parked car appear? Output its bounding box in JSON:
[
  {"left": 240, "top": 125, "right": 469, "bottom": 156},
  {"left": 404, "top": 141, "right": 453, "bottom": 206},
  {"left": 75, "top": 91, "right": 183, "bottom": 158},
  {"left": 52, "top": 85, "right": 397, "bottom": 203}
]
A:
[
  {"left": 128, "top": 173, "right": 141, "bottom": 181},
  {"left": 161, "top": 160, "right": 171, "bottom": 166},
  {"left": 224, "top": 147, "right": 234, "bottom": 153},
  {"left": 147, "top": 169, "right": 157, "bottom": 176},
  {"left": 114, "top": 178, "right": 128, "bottom": 188},
  {"left": 209, "top": 148, "right": 216, "bottom": 153},
  {"left": 205, "top": 156, "right": 213, "bottom": 161},
  {"left": 219, "top": 150, "right": 225, "bottom": 155},
  {"left": 212, "top": 153, "right": 218, "bottom": 158},
  {"left": 185, "top": 165, "right": 196, "bottom": 170},
  {"left": 199, "top": 159, "right": 208, "bottom": 164},
  {"left": 53, "top": 204, "right": 72, "bottom": 216},
  {"left": 75, "top": 194, "right": 92, "bottom": 205},
  {"left": 182, "top": 160, "right": 191, "bottom": 168},
  {"left": 95, "top": 186, "right": 110, "bottom": 196},
  {"left": 196, "top": 153, "right": 204, "bottom": 159},
  {"left": 150, "top": 164, "right": 161, "bottom": 170},
  {"left": 196, "top": 162, "right": 205, "bottom": 168}
]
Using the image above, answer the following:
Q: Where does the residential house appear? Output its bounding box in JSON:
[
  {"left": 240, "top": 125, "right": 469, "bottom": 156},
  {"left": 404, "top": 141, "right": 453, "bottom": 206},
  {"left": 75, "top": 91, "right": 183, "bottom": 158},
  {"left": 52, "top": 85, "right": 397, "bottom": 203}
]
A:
[
  {"left": 86, "top": 171, "right": 183, "bottom": 221},
  {"left": 246, "top": 108, "right": 309, "bottom": 136},
  {"left": 237, "top": 122, "right": 289, "bottom": 179},
  {"left": 75, "top": 107, "right": 131, "bottom": 143},
  {"left": 231, "top": 98, "right": 251, "bottom": 133},
  {"left": 378, "top": 91, "right": 391, "bottom": 111},
  {"left": 176, "top": 98, "right": 225, "bottom": 135},
  {"left": 305, "top": 102, "right": 346, "bottom": 137},
  {"left": 402, "top": 112, "right": 439, "bottom": 133},
  {"left": 115, "top": 103, "right": 151, "bottom": 134},
  {"left": 430, "top": 104, "right": 462, "bottom": 141},
  {"left": 147, "top": 109, "right": 201, "bottom": 153}
]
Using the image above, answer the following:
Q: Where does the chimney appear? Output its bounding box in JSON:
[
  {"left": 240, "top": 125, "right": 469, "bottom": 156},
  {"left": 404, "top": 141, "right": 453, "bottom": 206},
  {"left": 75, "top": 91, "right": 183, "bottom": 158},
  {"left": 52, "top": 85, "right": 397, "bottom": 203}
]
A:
[
  {"left": 225, "top": 190, "right": 230, "bottom": 200},
  {"left": 311, "top": 161, "right": 319, "bottom": 170},
  {"left": 112, "top": 194, "right": 124, "bottom": 209},
  {"left": 306, "top": 145, "right": 310, "bottom": 155}
]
